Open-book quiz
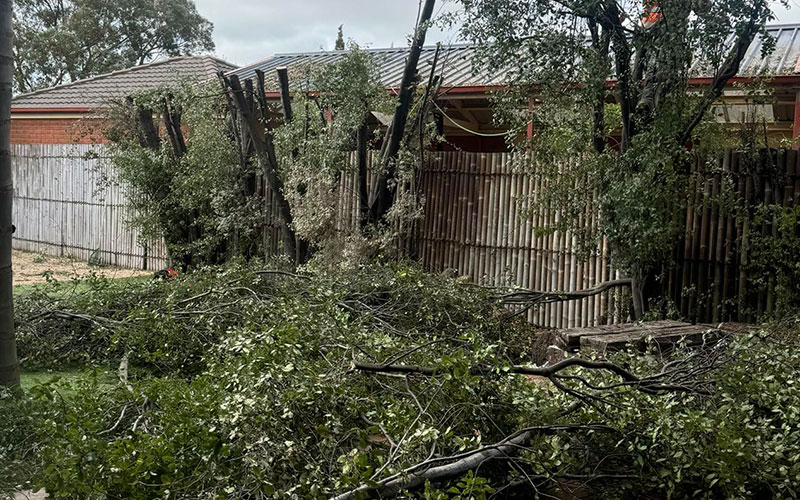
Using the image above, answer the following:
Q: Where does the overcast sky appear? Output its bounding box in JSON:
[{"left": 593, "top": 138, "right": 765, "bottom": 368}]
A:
[{"left": 196, "top": 0, "right": 800, "bottom": 67}]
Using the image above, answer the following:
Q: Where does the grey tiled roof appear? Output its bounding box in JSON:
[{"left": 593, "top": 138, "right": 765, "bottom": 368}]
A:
[
  {"left": 230, "top": 24, "right": 800, "bottom": 91},
  {"left": 12, "top": 56, "right": 238, "bottom": 109}
]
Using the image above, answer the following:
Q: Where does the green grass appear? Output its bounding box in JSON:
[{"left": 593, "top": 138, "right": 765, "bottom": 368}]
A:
[
  {"left": 20, "top": 369, "right": 115, "bottom": 391},
  {"left": 14, "top": 273, "right": 151, "bottom": 297}
]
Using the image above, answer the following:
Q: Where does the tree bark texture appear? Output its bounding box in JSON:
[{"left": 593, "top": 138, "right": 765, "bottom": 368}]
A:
[{"left": 0, "top": 0, "right": 19, "bottom": 387}]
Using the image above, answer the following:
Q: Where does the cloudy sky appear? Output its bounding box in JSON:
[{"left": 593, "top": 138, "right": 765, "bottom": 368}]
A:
[
  {"left": 196, "top": 0, "right": 800, "bottom": 67},
  {"left": 194, "top": 0, "right": 462, "bottom": 66}
]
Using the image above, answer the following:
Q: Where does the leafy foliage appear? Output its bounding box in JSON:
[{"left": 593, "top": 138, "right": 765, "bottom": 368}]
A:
[
  {"left": 454, "top": 0, "right": 780, "bottom": 315},
  {"left": 275, "top": 44, "right": 395, "bottom": 261},
  {"left": 5, "top": 263, "right": 800, "bottom": 498},
  {"left": 13, "top": 0, "right": 214, "bottom": 93},
  {"left": 105, "top": 80, "right": 265, "bottom": 268},
  {"left": 747, "top": 204, "right": 800, "bottom": 315},
  {"left": 106, "top": 45, "right": 410, "bottom": 268}
]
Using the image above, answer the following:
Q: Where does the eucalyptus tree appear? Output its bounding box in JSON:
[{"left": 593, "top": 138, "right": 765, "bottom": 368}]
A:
[
  {"left": 0, "top": 0, "right": 19, "bottom": 387},
  {"left": 457, "top": 0, "right": 778, "bottom": 318}
]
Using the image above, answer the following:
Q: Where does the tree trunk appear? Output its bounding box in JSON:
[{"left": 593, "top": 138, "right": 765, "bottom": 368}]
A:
[
  {"left": 631, "top": 267, "right": 645, "bottom": 321},
  {"left": 224, "top": 73, "right": 300, "bottom": 263},
  {"left": 0, "top": 0, "right": 19, "bottom": 388},
  {"left": 367, "top": 0, "right": 436, "bottom": 225},
  {"left": 274, "top": 68, "right": 309, "bottom": 263}
]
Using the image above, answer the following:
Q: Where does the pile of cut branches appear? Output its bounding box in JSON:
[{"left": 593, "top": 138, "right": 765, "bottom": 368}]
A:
[{"left": 4, "top": 263, "right": 800, "bottom": 499}]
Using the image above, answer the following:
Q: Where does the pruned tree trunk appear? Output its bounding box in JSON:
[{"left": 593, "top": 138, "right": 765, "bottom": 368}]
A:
[
  {"left": 0, "top": 0, "right": 18, "bottom": 388},
  {"left": 276, "top": 67, "right": 293, "bottom": 123},
  {"left": 274, "top": 67, "right": 309, "bottom": 263},
  {"left": 161, "top": 94, "right": 187, "bottom": 157},
  {"left": 127, "top": 96, "right": 201, "bottom": 270},
  {"left": 223, "top": 73, "right": 301, "bottom": 264},
  {"left": 366, "top": 0, "right": 436, "bottom": 225},
  {"left": 356, "top": 122, "right": 369, "bottom": 227}
]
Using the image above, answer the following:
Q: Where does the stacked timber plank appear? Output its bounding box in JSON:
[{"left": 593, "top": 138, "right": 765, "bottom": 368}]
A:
[{"left": 555, "top": 320, "right": 751, "bottom": 353}]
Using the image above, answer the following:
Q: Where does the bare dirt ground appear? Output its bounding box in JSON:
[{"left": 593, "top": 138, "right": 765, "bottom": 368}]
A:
[{"left": 13, "top": 250, "right": 150, "bottom": 286}]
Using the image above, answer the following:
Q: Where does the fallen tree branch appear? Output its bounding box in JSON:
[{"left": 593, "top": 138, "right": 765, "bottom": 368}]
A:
[
  {"left": 354, "top": 357, "right": 636, "bottom": 382},
  {"left": 498, "top": 278, "right": 632, "bottom": 320},
  {"left": 500, "top": 278, "right": 633, "bottom": 304},
  {"left": 352, "top": 357, "right": 705, "bottom": 395},
  {"left": 330, "top": 423, "right": 614, "bottom": 500}
]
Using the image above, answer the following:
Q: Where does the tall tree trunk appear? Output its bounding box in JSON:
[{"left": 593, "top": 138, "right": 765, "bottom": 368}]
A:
[
  {"left": 275, "top": 67, "right": 309, "bottom": 263},
  {"left": 224, "top": 73, "right": 300, "bottom": 263},
  {"left": 631, "top": 266, "right": 645, "bottom": 321},
  {"left": 367, "top": 0, "right": 436, "bottom": 225},
  {"left": 0, "top": 0, "right": 19, "bottom": 387}
]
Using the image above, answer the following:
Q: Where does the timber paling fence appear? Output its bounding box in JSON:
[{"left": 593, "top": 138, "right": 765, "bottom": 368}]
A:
[
  {"left": 13, "top": 145, "right": 795, "bottom": 326},
  {"left": 12, "top": 144, "right": 167, "bottom": 270}
]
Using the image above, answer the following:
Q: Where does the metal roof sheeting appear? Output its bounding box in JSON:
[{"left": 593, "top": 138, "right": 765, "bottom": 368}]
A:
[
  {"left": 12, "top": 56, "right": 238, "bottom": 109},
  {"left": 737, "top": 23, "right": 800, "bottom": 75},
  {"left": 229, "top": 44, "right": 510, "bottom": 91},
  {"left": 231, "top": 24, "right": 800, "bottom": 91}
]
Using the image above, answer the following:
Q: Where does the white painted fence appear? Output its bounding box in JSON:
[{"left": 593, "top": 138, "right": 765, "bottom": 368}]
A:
[{"left": 12, "top": 144, "right": 167, "bottom": 270}]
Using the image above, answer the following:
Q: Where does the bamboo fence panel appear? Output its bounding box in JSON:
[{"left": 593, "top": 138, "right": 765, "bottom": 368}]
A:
[
  {"left": 669, "top": 149, "right": 800, "bottom": 323},
  {"left": 414, "top": 151, "right": 621, "bottom": 328}
]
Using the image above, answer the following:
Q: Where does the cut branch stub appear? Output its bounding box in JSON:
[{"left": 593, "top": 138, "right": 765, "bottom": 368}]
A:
[
  {"left": 126, "top": 96, "right": 160, "bottom": 151},
  {"left": 276, "top": 66, "right": 293, "bottom": 124}
]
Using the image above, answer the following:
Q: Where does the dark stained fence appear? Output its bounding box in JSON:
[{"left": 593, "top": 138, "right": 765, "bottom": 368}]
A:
[{"left": 668, "top": 148, "right": 800, "bottom": 324}]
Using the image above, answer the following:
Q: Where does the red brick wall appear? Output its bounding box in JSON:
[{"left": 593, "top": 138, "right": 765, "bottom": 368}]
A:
[{"left": 10, "top": 117, "right": 108, "bottom": 144}]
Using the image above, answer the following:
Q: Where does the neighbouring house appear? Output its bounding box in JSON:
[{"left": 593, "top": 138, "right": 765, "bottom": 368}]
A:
[
  {"left": 12, "top": 55, "right": 237, "bottom": 144},
  {"left": 11, "top": 56, "right": 237, "bottom": 269},
  {"left": 228, "top": 23, "right": 800, "bottom": 151}
]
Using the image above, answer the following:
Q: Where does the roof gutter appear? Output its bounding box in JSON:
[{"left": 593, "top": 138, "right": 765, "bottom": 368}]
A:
[
  {"left": 10, "top": 106, "right": 96, "bottom": 119},
  {"left": 11, "top": 106, "right": 94, "bottom": 113}
]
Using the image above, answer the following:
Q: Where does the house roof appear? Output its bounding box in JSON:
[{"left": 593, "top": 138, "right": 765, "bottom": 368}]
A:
[
  {"left": 736, "top": 23, "right": 800, "bottom": 76},
  {"left": 229, "top": 23, "right": 800, "bottom": 91},
  {"left": 12, "top": 56, "right": 238, "bottom": 110},
  {"left": 229, "top": 44, "right": 510, "bottom": 91}
]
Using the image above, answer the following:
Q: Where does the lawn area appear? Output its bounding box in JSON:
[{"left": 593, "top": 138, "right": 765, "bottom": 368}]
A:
[{"left": 19, "top": 369, "right": 114, "bottom": 391}]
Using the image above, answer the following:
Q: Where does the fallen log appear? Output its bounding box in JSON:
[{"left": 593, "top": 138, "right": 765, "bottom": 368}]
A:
[{"left": 330, "top": 423, "right": 614, "bottom": 500}]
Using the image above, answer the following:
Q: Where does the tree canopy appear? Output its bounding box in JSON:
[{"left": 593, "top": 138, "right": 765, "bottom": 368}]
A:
[
  {"left": 335, "top": 24, "right": 345, "bottom": 50},
  {"left": 456, "top": 0, "right": 780, "bottom": 317},
  {"left": 13, "top": 0, "right": 214, "bottom": 93}
]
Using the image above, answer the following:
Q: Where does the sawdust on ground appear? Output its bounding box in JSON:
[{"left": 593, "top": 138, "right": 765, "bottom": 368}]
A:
[{"left": 12, "top": 250, "right": 150, "bottom": 286}]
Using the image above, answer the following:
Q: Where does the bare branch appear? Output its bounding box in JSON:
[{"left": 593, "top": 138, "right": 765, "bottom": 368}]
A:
[{"left": 330, "top": 423, "right": 614, "bottom": 500}]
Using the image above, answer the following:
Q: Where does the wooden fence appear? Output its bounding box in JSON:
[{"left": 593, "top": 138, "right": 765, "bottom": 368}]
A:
[
  {"left": 11, "top": 144, "right": 167, "bottom": 270},
  {"left": 13, "top": 145, "right": 796, "bottom": 326},
  {"left": 667, "top": 148, "right": 800, "bottom": 324},
  {"left": 416, "top": 152, "right": 627, "bottom": 328}
]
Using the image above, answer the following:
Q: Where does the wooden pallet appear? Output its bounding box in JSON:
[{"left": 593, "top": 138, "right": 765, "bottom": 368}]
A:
[{"left": 555, "top": 321, "right": 752, "bottom": 353}]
